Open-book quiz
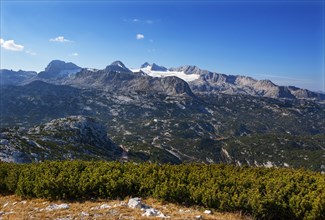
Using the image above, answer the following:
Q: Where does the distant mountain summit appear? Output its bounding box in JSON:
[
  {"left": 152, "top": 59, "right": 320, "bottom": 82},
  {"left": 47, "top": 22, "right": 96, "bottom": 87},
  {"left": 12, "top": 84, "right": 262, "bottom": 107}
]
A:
[
  {"left": 44, "top": 60, "right": 80, "bottom": 73},
  {"left": 105, "top": 60, "right": 132, "bottom": 73},
  {"left": 38, "top": 60, "right": 81, "bottom": 79},
  {"left": 140, "top": 62, "right": 168, "bottom": 71},
  {"left": 140, "top": 62, "right": 151, "bottom": 68},
  {"left": 151, "top": 63, "right": 168, "bottom": 71}
]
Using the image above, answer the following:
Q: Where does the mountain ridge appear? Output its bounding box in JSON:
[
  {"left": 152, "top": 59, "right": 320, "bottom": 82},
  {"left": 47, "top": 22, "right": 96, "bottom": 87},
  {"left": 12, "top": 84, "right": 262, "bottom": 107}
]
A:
[{"left": 1, "top": 60, "right": 324, "bottom": 101}]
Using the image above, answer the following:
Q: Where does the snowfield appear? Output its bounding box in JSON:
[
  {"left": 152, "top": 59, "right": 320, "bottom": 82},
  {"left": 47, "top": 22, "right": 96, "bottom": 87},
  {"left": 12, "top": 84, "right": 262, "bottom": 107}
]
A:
[{"left": 131, "top": 66, "right": 200, "bottom": 82}]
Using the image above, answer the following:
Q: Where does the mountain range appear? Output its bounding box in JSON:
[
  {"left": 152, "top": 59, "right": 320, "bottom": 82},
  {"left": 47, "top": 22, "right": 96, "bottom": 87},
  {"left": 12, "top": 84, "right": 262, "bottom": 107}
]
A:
[
  {"left": 1, "top": 60, "right": 324, "bottom": 100},
  {"left": 0, "top": 60, "right": 324, "bottom": 171}
]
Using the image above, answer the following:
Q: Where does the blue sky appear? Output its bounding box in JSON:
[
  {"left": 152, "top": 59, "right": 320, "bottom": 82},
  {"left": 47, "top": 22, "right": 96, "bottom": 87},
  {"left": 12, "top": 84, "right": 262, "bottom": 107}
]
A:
[{"left": 0, "top": 0, "right": 324, "bottom": 91}]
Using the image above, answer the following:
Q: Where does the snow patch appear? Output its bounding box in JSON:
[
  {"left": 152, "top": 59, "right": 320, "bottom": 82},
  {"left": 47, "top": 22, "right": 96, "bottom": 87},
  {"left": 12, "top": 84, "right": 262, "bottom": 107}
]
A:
[
  {"left": 140, "top": 68, "right": 200, "bottom": 82},
  {"left": 86, "top": 68, "right": 99, "bottom": 72}
]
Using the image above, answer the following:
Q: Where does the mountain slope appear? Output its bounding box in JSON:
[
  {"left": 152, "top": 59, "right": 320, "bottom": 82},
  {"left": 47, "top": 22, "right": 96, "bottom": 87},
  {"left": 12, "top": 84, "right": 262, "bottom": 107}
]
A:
[
  {"left": 0, "top": 116, "right": 122, "bottom": 163},
  {"left": 1, "top": 80, "right": 324, "bottom": 170}
]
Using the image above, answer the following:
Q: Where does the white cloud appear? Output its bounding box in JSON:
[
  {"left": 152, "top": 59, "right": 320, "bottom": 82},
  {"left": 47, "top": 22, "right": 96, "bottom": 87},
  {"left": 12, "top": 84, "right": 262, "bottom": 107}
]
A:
[
  {"left": 136, "top": 34, "right": 144, "bottom": 40},
  {"left": 49, "top": 36, "right": 72, "bottom": 43},
  {"left": 146, "top": 20, "right": 153, "bottom": 24},
  {"left": 0, "top": 38, "right": 24, "bottom": 51},
  {"left": 26, "top": 50, "right": 37, "bottom": 56},
  {"left": 133, "top": 18, "right": 139, "bottom": 22},
  {"left": 70, "top": 52, "right": 79, "bottom": 56}
]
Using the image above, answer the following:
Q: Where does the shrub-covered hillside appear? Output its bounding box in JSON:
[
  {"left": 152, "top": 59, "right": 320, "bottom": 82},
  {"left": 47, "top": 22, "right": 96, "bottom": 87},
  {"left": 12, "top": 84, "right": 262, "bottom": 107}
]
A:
[{"left": 0, "top": 161, "right": 324, "bottom": 220}]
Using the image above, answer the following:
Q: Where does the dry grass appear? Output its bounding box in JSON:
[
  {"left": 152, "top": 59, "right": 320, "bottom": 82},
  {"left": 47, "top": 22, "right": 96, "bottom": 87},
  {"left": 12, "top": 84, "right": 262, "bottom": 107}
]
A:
[{"left": 0, "top": 195, "right": 253, "bottom": 220}]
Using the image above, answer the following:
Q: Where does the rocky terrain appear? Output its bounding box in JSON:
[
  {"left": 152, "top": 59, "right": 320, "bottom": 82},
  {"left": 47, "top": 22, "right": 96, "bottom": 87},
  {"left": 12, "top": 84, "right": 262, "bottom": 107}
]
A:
[
  {"left": 0, "top": 60, "right": 324, "bottom": 171},
  {"left": 0, "top": 195, "right": 251, "bottom": 220},
  {"left": 0, "top": 116, "right": 121, "bottom": 163}
]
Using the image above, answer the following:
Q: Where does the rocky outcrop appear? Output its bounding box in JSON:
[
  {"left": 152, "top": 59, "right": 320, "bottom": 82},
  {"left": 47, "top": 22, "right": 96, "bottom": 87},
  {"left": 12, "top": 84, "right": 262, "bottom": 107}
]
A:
[
  {"left": 127, "top": 198, "right": 167, "bottom": 218},
  {"left": 0, "top": 116, "right": 122, "bottom": 163}
]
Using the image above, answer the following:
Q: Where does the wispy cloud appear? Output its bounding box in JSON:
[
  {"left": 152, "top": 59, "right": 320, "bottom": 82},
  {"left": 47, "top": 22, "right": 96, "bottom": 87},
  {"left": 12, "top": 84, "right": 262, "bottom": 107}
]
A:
[
  {"left": 49, "top": 36, "right": 72, "bottom": 43},
  {"left": 70, "top": 52, "right": 79, "bottom": 56},
  {"left": 26, "top": 50, "right": 36, "bottom": 56},
  {"left": 136, "top": 34, "right": 145, "bottom": 40},
  {"left": 125, "top": 18, "right": 155, "bottom": 24},
  {"left": 0, "top": 38, "right": 24, "bottom": 51}
]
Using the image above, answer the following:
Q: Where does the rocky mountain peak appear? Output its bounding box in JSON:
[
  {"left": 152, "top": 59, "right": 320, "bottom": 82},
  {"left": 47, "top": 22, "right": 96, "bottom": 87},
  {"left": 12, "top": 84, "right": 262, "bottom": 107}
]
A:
[
  {"left": 44, "top": 60, "right": 80, "bottom": 73},
  {"left": 151, "top": 63, "right": 168, "bottom": 71},
  {"left": 105, "top": 61, "right": 132, "bottom": 73},
  {"left": 37, "top": 60, "right": 81, "bottom": 80},
  {"left": 140, "top": 62, "right": 151, "bottom": 68},
  {"left": 111, "top": 60, "right": 127, "bottom": 68}
]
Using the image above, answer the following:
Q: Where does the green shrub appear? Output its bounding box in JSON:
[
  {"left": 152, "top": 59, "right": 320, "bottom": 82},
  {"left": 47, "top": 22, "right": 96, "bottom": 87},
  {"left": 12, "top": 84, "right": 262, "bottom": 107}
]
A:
[{"left": 0, "top": 161, "right": 324, "bottom": 219}]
